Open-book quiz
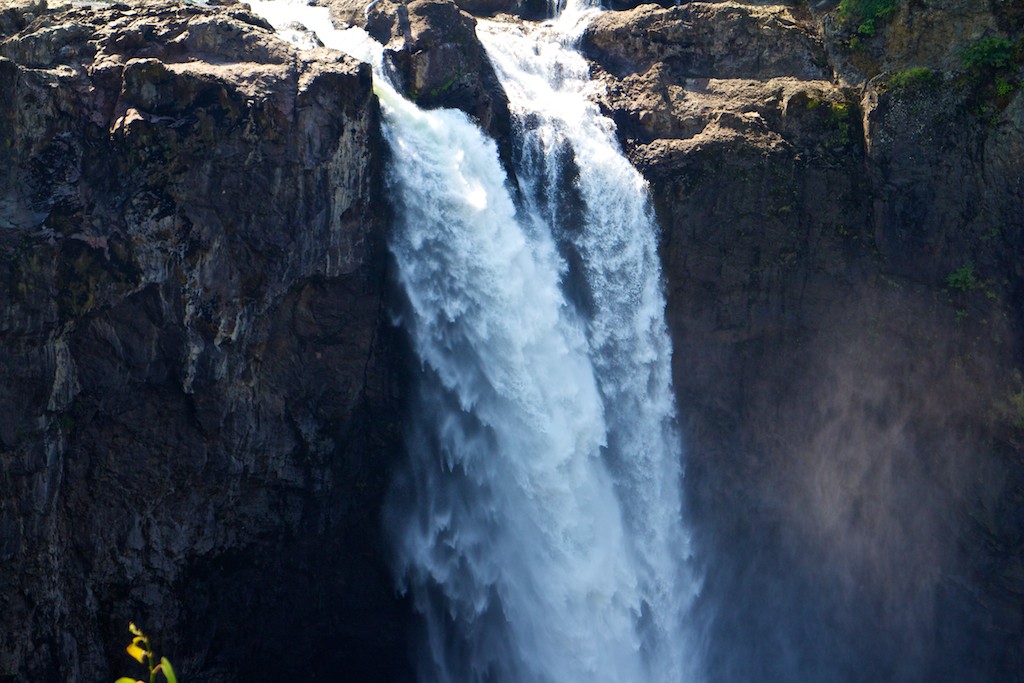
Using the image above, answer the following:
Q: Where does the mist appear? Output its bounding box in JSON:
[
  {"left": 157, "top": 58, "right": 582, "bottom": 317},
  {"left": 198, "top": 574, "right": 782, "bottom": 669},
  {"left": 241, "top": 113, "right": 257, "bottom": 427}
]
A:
[{"left": 679, "top": 287, "right": 1020, "bottom": 682}]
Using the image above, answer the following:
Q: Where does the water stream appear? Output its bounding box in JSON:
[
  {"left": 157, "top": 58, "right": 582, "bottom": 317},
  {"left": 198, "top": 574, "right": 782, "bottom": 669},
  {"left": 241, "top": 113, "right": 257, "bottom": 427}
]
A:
[
  {"left": 477, "top": 16, "right": 696, "bottom": 682},
  {"left": 247, "top": 2, "right": 699, "bottom": 680}
]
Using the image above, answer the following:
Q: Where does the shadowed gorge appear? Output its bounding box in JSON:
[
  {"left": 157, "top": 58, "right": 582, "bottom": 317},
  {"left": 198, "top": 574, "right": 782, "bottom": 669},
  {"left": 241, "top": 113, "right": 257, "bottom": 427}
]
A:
[{"left": 1, "top": 0, "right": 1022, "bottom": 681}]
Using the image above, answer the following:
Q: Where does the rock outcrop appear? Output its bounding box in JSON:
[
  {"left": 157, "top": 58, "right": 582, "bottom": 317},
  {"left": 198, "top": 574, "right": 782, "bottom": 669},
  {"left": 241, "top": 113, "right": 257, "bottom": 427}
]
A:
[
  {"left": 584, "top": 1, "right": 830, "bottom": 81},
  {"left": 367, "top": 0, "right": 510, "bottom": 132},
  {"left": 819, "top": 0, "right": 1010, "bottom": 83},
  {"left": 0, "top": 1, "right": 408, "bottom": 681},
  {"left": 330, "top": 0, "right": 516, "bottom": 169},
  {"left": 583, "top": 1, "right": 1024, "bottom": 681}
]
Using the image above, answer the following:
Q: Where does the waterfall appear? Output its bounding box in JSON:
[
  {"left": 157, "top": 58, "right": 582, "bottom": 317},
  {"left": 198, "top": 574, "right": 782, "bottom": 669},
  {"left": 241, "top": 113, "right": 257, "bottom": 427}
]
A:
[
  {"left": 382, "top": 86, "right": 650, "bottom": 683},
  {"left": 247, "top": 2, "right": 698, "bottom": 680},
  {"left": 477, "top": 15, "right": 696, "bottom": 682}
]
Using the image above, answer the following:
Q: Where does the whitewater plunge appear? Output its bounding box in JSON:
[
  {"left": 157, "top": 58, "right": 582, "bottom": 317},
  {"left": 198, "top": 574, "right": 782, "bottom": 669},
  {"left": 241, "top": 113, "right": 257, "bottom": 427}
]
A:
[{"left": 248, "top": 1, "right": 698, "bottom": 680}]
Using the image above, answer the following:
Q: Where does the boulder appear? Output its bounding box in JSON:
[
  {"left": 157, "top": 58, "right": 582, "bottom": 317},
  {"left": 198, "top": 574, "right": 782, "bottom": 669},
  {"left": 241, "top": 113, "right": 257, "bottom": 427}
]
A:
[
  {"left": 362, "top": 0, "right": 516, "bottom": 171},
  {"left": 582, "top": 2, "right": 831, "bottom": 81}
]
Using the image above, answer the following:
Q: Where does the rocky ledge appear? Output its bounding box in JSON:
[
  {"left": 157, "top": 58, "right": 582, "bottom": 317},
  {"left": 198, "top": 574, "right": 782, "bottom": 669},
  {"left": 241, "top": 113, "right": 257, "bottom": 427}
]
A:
[
  {"left": 0, "top": 1, "right": 407, "bottom": 681},
  {"left": 331, "top": 0, "right": 517, "bottom": 172}
]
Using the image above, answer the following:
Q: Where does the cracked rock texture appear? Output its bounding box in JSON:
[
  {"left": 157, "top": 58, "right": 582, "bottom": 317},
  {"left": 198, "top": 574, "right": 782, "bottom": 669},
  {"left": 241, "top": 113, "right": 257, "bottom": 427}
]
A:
[
  {"left": 583, "top": 1, "right": 1024, "bottom": 681},
  {"left": 332, "top": 0, "right": 515, "bottom": 168},
  {"left": 3, "top": 0, "right": 1024, "bottom": 681},
  {"left": 0, "top": 0, "right": 408, "bottom": 681}
]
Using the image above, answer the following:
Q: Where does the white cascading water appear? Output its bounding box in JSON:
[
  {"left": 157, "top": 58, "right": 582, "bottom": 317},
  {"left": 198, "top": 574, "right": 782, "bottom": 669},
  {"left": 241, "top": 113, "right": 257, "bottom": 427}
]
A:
[
  {"left": 247, "top": 1, "right": 697, "bottom": 680},
  {"left": 477, "top": 14, "right": 696, "bottom": 682}
]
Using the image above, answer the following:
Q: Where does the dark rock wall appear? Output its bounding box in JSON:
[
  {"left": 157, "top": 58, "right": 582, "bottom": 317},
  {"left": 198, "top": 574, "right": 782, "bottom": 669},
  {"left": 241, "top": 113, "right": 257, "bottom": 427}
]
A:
[
  {"left": 0, "top": 1, "right": 408, "bottom": 681},
  {"left": 363, "top": 0, "right": 517, "bottom": 174},
  {"left": 584, "top": 1, "right": 1024, "bottom": 681},
  {"left": 3, "top": 0, "right": 1023, "bottom": 681}
]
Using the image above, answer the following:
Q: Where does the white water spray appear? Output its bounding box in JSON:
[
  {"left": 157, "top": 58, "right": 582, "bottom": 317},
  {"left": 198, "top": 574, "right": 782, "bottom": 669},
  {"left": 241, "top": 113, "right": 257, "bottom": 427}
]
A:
[
  {"left": 478, "top": 13, "right": 697, "bottom": 682},
  {"left": 383, "top": 85, "right": 654, "bottom": 683},
  {"left": 248, "top": 1, "right": 698, "bottom": 680}
]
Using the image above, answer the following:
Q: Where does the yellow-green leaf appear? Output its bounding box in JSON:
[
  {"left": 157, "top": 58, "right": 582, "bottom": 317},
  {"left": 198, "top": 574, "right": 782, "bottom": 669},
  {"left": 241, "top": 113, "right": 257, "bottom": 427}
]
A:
[
  {"left": 126, "top": 643, "right": 146, "bottom": 663},
  {"left": 128, "top": 622, "right": 142, "bottom": 636},
  {"left": 114, "top": 678, "right": 141, "bottom": 683},
  {"left": 160, "top": 657, "right": 178, "bottom": 683}
]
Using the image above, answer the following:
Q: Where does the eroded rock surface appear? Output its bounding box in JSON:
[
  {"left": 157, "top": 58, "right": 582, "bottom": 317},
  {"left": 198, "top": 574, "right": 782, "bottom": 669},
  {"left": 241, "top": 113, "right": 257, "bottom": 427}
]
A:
[
  {"left": 0, "top": 1, "right": 407, "bottom": 681},
  {"left": 583, "top": 1, "right": 1024, "bottom": 681},
  {"left": 3, "top": 0, "right": 1024, "bottom": 681},
  {"left": 330, "top": 0, "right": 515, "bottom": 165},
  {"left": 584, "top": 1, "right": 830, "bottom": 81}
]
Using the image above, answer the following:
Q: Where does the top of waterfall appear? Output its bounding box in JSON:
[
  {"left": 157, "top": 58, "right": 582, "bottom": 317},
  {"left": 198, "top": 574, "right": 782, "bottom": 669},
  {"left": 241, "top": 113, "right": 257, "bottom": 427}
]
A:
[{"left": 246, "top": 0, "right": 385, "bottom": 67}]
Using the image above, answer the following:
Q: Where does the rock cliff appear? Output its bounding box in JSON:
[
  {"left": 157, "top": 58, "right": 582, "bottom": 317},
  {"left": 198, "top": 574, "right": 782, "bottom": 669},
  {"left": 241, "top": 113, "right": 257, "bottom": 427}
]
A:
[
  {"left": 2, "top": 0, "right": 1023, "bottom": 681},
  {"left": 0, "top": 1, "right": 408, "bottom": 680},
  {"left": 581, "top": 1, "right": 1024, "bottom": 680}
]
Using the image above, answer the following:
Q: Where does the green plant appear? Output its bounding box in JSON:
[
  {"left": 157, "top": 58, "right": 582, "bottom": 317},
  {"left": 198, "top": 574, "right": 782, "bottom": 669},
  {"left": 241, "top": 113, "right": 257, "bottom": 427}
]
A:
[
  {"left": 945, "top": 263, "right": 979, "bottom": 292},
  {"left": 961, "top": 37, "right": 1021, "bottom": 99},
  {"left": 826, "top": 101, "right": 856, "bottom": 147},
  {"left": 838, "top": 0, "right": 898, "bottom": 38},
  {"left": 961, "top": 37, "right": 1016, "bottom": 72},
  {"left": 887, "top": 66, "right": 939, "bottom": 91},
  {"left": 116, "top": 623, "right": 178, "bottom": 683},
  {"left": 999, "top": 387, "right": 1024, "bottom": 430}
]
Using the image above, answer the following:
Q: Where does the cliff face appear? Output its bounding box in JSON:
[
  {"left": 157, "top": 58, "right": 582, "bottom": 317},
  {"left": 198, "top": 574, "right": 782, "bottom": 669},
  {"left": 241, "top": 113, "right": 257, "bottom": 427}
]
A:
[
  {"left": 2, "top": 0, "right": 1023, "bottom": 681},
  {"left": 0, "top": 1, "right": 408, "bottom": 680},
  {"left": 582, "top": 1, "right": 1024, "bottom": 680}
]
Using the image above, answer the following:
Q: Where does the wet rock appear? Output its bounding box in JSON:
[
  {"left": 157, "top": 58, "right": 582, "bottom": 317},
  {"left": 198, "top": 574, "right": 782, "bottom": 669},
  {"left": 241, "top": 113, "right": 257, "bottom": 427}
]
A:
[{"left": 361, "top": 0, "right": 516, "bottom": 170}]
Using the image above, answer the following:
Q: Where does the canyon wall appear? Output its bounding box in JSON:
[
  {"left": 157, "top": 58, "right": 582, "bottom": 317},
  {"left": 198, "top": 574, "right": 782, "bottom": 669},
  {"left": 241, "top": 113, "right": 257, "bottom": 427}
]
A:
[
  {"left": 0, "top": 1, "right": 409, "bottom": 680},
  {"left": 1, "top": 0, "right": 1022, "bottom": 681},
  {"left": 581, "top": 1, "right": 1024, "bottom": 680}
]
